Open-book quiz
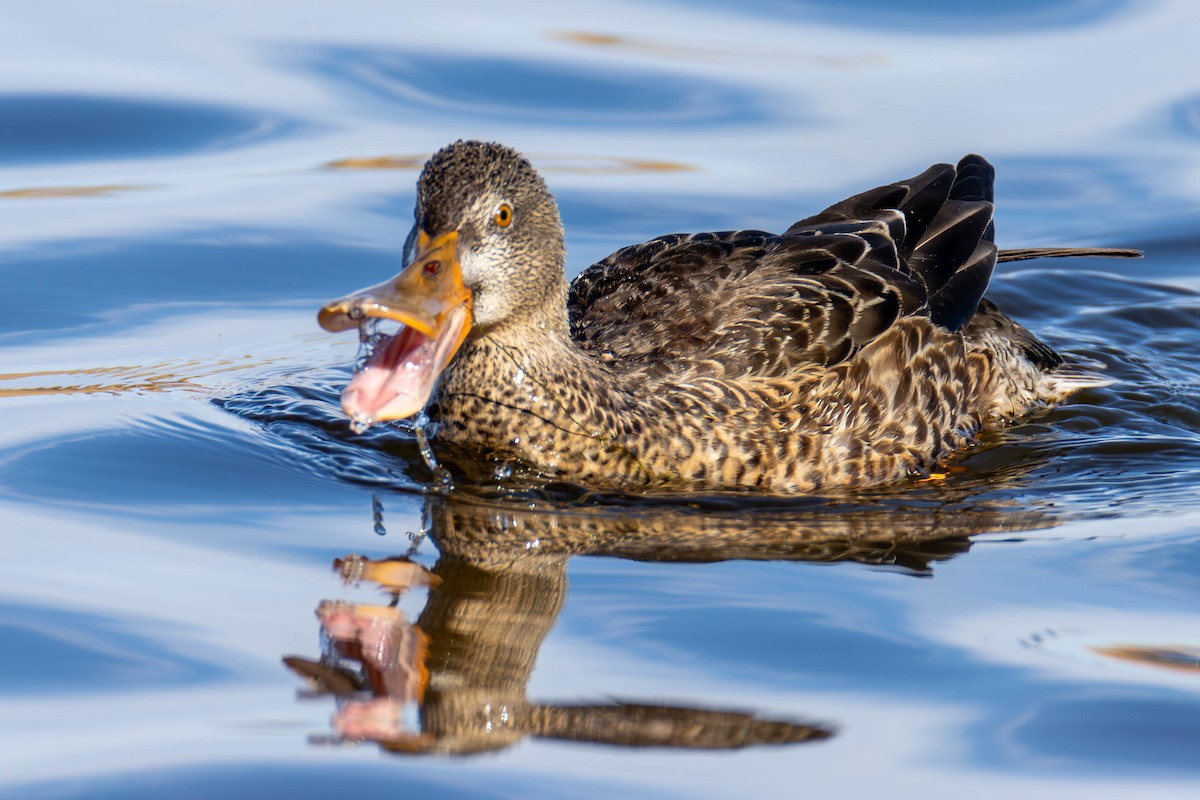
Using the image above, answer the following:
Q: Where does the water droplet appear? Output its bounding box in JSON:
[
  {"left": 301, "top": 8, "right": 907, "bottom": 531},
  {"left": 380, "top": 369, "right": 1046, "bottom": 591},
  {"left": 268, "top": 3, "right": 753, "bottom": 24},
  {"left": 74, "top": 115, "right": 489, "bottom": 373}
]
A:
[
  {"left": 371, "top": 495, "right": 387, "bottom": 536},
  {"left": 354, "top": 318, "right": 386, "bottom": 371},
  {"left": 492, "top": 512, "right": 520, "bottom": 530},
  {"left": 513, "top": 367, "right": 525, "bottom": 386},
  {"left": 414, "top": 411, "right": 453, "bottom": 488}
]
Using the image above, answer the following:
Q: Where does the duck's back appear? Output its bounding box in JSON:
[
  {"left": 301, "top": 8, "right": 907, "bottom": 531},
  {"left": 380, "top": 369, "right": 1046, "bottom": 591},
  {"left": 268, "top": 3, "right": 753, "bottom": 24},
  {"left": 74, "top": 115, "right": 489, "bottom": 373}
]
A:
[{"left": 569, "top": 155, "right": 1013, "bottom": 382}]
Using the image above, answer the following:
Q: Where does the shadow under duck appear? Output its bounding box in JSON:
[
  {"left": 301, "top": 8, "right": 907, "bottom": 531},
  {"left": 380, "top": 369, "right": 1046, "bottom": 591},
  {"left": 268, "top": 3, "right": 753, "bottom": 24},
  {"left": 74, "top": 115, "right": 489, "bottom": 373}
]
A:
[{"left": 319, "top": 141, "right": 1138, "bottom": 493}]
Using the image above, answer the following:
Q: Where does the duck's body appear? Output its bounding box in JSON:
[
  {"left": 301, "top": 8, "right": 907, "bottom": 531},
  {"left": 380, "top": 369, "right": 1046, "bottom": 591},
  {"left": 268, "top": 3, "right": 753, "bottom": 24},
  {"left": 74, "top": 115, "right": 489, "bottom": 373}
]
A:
[
  {"left": 431, "top": 301, "right": 1052, "bottom": 492},
  {"left": 319, "top": 141, "right": 1137, "bottom": 493}
]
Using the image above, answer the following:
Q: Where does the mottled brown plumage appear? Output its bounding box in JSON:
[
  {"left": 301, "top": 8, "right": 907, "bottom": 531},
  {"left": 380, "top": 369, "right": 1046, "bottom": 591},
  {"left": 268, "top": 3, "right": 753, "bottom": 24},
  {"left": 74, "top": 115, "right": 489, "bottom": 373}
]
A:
[{"left": 321, "top": 141, "right": 1139, "bottom": 493}]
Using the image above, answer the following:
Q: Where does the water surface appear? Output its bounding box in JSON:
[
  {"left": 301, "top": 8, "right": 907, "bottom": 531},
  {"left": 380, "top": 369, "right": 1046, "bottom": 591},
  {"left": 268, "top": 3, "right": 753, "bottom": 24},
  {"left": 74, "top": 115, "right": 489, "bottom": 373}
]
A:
[{"left": 3, "top": 2, "right": 1200, "bottom": 798}]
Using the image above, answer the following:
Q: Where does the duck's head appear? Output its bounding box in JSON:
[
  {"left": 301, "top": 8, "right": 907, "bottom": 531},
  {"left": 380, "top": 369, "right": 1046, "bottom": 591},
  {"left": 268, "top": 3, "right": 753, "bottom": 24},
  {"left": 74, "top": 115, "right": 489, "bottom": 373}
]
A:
[{"left": 319, "top": 141, "right": 566, "bottom": 426}]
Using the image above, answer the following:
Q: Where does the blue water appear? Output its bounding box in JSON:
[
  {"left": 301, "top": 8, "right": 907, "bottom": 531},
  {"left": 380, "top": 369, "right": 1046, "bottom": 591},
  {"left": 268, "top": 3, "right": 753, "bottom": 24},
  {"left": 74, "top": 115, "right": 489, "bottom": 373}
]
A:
[{"left": 3, "top": 2, "right": 1200, "bottom": 798}]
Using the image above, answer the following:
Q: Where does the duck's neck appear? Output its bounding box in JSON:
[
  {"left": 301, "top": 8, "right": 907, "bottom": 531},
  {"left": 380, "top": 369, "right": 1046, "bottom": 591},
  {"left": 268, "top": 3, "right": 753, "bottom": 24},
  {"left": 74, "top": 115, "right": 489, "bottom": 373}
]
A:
[
  {"left": 457, "top": 298, "right": 589, "bottom": 396},
  {"left": 479, "top": 292, "right": 571, "bottom": 347},
  {"left": 429, "top": 293, "right": 621, "bottom": 467}
]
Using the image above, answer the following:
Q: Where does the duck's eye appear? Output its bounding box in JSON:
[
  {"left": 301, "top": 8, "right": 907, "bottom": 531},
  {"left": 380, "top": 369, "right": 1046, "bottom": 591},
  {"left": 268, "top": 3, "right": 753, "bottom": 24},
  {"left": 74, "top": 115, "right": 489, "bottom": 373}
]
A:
[{"left": 494, "top": 203, "right": 513, "bottom": 228}]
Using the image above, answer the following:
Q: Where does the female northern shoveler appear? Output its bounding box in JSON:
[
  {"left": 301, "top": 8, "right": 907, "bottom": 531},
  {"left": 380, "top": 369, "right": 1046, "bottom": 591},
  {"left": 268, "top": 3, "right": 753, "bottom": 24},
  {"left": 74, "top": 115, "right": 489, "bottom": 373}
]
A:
[{"left": 318, "top": 141, "right": 1137, "bottom": 493}]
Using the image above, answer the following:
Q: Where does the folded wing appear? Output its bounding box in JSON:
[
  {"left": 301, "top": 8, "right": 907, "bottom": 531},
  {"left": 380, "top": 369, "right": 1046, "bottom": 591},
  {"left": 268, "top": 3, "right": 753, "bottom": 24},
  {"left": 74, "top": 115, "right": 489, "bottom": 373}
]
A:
[{"left": 569, "top": 156, "right": 1002, "bottom": 379}]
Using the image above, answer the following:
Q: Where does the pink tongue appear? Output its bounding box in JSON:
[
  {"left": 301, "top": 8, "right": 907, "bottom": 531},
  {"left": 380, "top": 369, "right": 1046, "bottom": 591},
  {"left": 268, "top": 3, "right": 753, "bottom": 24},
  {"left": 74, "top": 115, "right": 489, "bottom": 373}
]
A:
[{"left": 342, "top": 326, "right": 439, "bottom": 424}]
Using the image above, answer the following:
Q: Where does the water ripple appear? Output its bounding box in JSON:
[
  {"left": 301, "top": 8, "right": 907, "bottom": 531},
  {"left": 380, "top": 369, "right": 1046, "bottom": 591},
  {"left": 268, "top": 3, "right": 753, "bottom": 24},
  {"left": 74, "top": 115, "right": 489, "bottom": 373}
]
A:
[
  {"left": 652, "top": 0, "right": 1134, "bottom": 34},
  {"left": 301, "top": 47, "right": 776, "bottom": 128},
  {"left": 217, "top": 367, "right": 430, "bottom": 492},
  {"left": 0, "top": 94, "right": 306, "bottom": 166},
  {"left": 213, "top": 267, "right": 1200, "bottom": 526}
]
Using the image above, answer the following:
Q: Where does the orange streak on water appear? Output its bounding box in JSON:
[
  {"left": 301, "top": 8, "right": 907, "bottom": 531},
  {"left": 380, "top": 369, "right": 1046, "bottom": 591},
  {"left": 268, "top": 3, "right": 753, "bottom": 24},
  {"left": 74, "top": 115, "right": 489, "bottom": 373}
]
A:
[
  {"left": 322, "top": 153, "right": 696, "bottom": 174},
  {"left": 0, "top": 185, "right": 155, "bottom": 199},
  {"left": 0, "top": 357, "right": 279, "bottom": 398}
]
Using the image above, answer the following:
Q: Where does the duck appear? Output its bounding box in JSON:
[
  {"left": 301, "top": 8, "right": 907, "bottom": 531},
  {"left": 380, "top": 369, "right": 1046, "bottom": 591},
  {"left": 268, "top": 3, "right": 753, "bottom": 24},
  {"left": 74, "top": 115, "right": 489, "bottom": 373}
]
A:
[{"left": 318, "top": 140, "right": 1138, "bottom": 493}]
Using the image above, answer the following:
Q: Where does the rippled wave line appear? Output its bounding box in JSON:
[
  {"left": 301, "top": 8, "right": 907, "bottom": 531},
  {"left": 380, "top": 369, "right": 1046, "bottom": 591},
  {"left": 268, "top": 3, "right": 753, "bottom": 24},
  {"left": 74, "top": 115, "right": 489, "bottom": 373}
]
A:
[{"left": 0, "top": 357, "right": 282, "bottom": 398}]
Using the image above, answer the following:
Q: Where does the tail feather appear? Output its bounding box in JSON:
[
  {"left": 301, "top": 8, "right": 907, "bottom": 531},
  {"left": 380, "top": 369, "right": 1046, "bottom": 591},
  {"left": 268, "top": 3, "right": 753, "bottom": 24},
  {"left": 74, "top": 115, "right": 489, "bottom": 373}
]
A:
[
  {"left": 998, "top": 247, "right": 1142, "bottom": 262},
  {"left": 1042, "top": 361, "right": 1116, "bottom": 403}
]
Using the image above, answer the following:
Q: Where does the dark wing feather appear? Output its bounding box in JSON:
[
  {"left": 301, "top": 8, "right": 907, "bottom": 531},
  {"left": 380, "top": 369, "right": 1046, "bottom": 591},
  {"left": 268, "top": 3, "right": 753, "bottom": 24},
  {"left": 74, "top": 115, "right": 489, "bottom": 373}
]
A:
[
  {"left": 569, "top": 228, "right": 924, "bottom": 380},
  {"left": 928, "top": 239, "right": 996, "bottom": 331},
  {"left": 569, "top": 157, "right": 1002, "bottom": 379}
]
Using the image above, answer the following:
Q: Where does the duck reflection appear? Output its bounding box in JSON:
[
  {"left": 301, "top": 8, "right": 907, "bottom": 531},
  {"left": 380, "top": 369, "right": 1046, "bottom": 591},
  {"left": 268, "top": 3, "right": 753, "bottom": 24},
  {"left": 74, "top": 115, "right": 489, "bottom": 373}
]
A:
[{"left": 286, "top": 492, "right": 1048, "bottom": 755}]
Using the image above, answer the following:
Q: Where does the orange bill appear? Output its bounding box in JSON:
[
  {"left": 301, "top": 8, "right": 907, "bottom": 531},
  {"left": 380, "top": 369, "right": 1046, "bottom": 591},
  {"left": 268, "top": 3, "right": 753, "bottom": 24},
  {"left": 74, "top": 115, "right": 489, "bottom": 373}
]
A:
[{"left": 318, "top": 231, "right": 472, "bottom": 424}]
